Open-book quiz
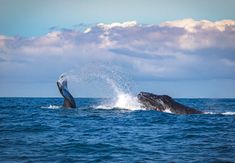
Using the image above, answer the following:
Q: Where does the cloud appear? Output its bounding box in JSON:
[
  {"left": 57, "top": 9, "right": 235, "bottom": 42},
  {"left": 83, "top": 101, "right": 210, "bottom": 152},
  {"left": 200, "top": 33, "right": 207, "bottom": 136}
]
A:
[
  {"left": 0, "top": 19, "right": 235, "bottom": 85},
  {"left": 160, "top": 19, "right": 235, "bottom": 32},
  {"left": 97, "top": 21, "right": 137, "bottom": 30},
  {"left": 160, "top": 19, "right": 235, "bottom": 50}
]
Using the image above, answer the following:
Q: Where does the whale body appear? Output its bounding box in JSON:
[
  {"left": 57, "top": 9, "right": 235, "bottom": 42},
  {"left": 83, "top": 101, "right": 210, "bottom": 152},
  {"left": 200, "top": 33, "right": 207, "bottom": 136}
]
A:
[
  {"left": 137, "top": 92, "right": 203, "bottom": 114},
  {"left": 57, "top": 74, "right": 76, "bottom": 108}
]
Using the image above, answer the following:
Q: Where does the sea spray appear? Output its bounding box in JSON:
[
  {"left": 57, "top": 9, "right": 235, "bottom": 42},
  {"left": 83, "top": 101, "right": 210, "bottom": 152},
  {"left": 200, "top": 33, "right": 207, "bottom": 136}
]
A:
[
  {"left": 66, "top": 64, "right": 142, "bottom": 110},
  {"left": 97, "top": 78, "right": 142, "bottom": 110}
]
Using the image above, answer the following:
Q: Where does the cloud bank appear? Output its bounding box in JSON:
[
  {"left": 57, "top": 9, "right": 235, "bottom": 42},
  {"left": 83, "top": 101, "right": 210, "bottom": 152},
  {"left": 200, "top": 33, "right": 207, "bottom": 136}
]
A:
[{"left": 1, "top": 19, "right": 235, "bottom": 96}]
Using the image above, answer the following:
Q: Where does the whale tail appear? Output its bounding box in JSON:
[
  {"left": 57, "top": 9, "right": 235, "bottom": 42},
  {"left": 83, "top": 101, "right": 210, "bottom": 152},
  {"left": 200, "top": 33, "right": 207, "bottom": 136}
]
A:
[{"left": 57, "top": 74, "right": 76, "bottom": 108}]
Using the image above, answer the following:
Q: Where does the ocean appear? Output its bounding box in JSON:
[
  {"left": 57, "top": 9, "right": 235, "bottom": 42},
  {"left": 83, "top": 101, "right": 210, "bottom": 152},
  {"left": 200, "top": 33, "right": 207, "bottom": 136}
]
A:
[{"left": 0, "top": 97, "right": 235, "bottom": 162}]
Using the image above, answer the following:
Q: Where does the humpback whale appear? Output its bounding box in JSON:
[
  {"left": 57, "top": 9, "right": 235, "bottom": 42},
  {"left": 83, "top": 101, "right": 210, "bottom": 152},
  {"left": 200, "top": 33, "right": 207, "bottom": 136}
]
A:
[
  {"left": 57, "top": 74, "right": 76, "bottom": 108},
  {"left": 137, "top": 92, "right": 203, "bottom": 114}
]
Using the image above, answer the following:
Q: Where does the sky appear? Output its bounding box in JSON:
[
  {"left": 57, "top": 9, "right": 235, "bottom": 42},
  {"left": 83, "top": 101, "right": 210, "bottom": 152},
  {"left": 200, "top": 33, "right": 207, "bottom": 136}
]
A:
[{"left": 0, "top": 0, "right": 235, "bottom": 98}]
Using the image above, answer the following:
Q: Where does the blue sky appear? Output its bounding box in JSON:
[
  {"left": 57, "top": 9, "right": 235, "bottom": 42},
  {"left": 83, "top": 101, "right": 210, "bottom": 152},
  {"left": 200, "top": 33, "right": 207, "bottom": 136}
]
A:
[
  {"left": 1, "top": 0, "right": 235, "bottom": 36},
  {"left": 0, "top": 0, "right": 235, "bottom": 98}
]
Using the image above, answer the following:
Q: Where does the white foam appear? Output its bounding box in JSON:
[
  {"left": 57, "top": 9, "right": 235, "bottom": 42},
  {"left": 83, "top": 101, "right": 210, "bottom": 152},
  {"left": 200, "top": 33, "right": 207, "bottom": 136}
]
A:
[
  {"left": 95, "top": 92, "right": 144, "bottom": 111},
  {"left": 204, "top": 111, "right": 235, "bottom": 115},
  {"left": 221, "top": 112, "right": 235, "bottom": 115},
  {"left": 95, "top": 78, "right": 144, "bottom": 111},
  {"left": 204, "top": 111, "right": 215, "bottom": 114},
  {"left": 113, "top": 93, "right": 142, "bottom": 110},
  {"left": 41, "top": 105, "right": 61, "bottom": 109},
  {"left": 163, "top": 108, "right": 173, "bottom": 114}
]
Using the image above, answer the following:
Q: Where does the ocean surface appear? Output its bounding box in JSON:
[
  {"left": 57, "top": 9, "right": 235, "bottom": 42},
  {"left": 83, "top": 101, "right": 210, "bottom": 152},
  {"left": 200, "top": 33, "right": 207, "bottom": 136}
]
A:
[{"left": 0, "top": 97, "right": 235, "bottom": 162}]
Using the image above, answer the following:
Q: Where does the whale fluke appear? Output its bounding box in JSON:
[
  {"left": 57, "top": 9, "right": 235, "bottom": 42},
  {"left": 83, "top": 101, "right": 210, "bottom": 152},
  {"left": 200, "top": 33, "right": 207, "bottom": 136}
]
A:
[
  {"left": 57, "top": 74, "right": 76, "bottom": 108},
  {"left": 137, "top": 92, "right": 203, "bottom": 114}
]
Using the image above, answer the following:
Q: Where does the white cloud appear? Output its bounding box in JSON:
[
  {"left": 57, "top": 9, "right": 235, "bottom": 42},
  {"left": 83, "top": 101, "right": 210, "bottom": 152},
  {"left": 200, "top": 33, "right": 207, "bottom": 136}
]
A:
[
  {"left": 97, "top": 21, "right": 137, "bottom": 30},
  {"left": 84, "top": 28, "right": 91, "bottom": 33},
  {"left": 160, "top": 18, "right": 235, "bottom": 32},
  {"left": 1, "top": 19, "right": 235, "bottom": 82},
  {"left": 0, "top": 35, "right": 13, "bottom": 48}
]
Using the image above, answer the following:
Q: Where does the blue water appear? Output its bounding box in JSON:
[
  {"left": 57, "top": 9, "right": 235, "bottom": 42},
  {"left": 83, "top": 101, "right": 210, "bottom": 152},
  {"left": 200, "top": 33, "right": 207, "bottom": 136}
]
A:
[{"left": 0, "top": 98, "right": 235, "bottom": 162}]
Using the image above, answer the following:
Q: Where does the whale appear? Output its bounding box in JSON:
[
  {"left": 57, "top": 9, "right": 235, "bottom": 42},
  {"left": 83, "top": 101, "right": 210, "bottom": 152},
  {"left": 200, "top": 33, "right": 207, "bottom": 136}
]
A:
[
  {"left": 57, "top": 74, "right": 76, "bottom": 108},
  {"left": 137, "top": 92, "right": 203, "bottom": 114}
]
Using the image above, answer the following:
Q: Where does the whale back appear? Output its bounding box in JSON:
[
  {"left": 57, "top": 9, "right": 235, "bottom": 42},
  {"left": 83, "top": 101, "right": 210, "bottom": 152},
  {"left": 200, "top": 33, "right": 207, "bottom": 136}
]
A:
[{"left": 137, "top": 92, "right": 203, "bottom": 114}]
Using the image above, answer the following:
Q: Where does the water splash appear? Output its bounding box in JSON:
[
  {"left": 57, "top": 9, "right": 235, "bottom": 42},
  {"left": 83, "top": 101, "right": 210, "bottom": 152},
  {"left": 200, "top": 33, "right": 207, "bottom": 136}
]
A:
[
  {"left": 95, "top": 78, "right": 143, "bottom": 110},
  {"left": 66, "top": 64, "right": 142, "bottom": 110},
  {"left": 113, "top": 92, "right": 142, "bottom": 110}
]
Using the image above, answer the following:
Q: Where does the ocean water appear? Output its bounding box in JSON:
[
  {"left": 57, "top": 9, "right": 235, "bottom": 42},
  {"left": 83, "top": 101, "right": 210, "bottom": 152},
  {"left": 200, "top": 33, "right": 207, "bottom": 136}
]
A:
[{"left": 0, "top": 97, "right": 235, "bottom": 162}]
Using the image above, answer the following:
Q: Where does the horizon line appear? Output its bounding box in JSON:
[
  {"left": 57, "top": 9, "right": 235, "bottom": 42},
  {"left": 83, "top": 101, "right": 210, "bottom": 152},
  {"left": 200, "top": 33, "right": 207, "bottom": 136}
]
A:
[{"left": 1, "top": 96, "right": 235, "bottom": 99}]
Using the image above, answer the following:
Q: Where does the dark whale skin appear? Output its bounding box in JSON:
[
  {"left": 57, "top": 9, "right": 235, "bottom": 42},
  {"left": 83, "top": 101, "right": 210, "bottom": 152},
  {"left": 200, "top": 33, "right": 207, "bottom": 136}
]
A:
[
  {"left": 137, "top": 92, "right": 203, "bottom": 114},
  {"left": 57, "top": 74, "right": 76, "bottom": 108}
]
